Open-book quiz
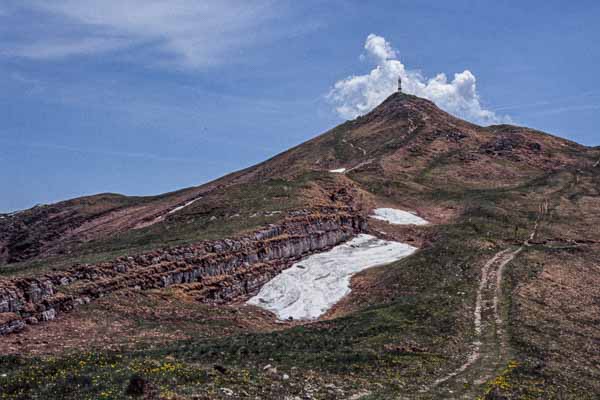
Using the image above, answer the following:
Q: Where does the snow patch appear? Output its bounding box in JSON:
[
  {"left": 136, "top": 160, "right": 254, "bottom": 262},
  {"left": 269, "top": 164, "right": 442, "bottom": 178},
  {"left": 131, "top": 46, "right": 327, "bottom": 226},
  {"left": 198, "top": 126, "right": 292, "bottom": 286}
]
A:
[
  {"left": 370, "top": 208, "right": 429, "bottom": 225},
  {"left": 265, "top": 210, "right": 282, "bottom": 216},
  {"left": 329, "top": 168, "right": 346, "bottom": 173},
  {"left": 167, "top": 197, "right": 201, "bottom": 215},
  {"left": 247, "top": 234, "right": 417, "bottom": 320}
]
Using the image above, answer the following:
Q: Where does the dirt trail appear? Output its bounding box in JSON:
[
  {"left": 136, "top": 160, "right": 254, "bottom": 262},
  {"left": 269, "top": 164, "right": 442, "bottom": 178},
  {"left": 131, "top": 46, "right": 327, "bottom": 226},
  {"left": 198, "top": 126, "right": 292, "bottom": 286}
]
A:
[
  {"left": 334, "top": 138, "right": 372, "bottom": 174},
  {"left": 422, "top": 201, "right": 547, "bottom": 398},
  {"left": 342, "top": 138, "right": 367, "bottom": 156},
  {"left": 133, "top": 195, "right": 203, "bottom": 229},
  {"left": 345, "top": 159, "right": 374, "bottom": 173}
]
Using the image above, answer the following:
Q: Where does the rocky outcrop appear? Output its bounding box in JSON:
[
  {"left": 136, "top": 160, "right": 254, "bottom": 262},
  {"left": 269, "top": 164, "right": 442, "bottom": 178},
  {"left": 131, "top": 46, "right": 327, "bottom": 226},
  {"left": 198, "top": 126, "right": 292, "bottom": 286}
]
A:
[
  {"left": 480, "top": 133, "right": 543, "bottom": 159},
  {"left": 0, "top": 207, "right": 366, "bottom": 335}
]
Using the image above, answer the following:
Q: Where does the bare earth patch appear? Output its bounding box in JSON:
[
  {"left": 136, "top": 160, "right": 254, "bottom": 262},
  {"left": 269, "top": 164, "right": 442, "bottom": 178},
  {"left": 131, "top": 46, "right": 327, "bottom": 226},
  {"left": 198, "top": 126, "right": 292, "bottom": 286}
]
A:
[{"left": 0, "top": 289, "right": 284, "bottom": 356}]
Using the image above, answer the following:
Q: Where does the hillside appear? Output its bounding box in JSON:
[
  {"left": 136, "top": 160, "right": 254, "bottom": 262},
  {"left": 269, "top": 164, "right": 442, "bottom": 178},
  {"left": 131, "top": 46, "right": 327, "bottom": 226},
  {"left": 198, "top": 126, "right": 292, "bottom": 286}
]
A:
[
  {"left": 0, "top": 94, "right": 590, "bottom": 271},
  {"left": 1, "top": 92, "right": 599, "bottom": 399}
]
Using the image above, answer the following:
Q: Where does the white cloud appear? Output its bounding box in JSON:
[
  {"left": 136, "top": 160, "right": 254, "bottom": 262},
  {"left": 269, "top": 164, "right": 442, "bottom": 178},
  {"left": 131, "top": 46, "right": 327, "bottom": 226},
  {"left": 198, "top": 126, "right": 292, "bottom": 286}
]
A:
[
  {"left": 6, "top": 37, "right": 131, "bottom": 60},
  {"left": 8, "top": 0, "right": 282, "bottom": 67},
  {"left": 328, "top": 34, "right": 509, "bottom": 125}
]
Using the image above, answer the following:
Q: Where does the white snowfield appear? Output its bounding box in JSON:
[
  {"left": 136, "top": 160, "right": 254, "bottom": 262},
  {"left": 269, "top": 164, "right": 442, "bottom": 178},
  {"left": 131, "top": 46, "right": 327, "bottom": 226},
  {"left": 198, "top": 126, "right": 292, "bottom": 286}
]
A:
[
  {"left": 247, "top": 234, "right": 417, "bottom": 320},
  {"left": 370, "top": 208, "right": 429, "bottom": 225},
  {"left": 329, "top": 168, "right": 346, "bottom": 173}
]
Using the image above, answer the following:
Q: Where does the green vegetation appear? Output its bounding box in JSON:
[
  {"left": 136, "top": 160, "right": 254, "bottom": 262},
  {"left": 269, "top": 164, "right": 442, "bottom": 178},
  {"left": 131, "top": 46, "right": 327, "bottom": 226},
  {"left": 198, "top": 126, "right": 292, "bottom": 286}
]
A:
[
  {"left": 0, "top": 175, "right": 321, "bottom": 277},
  {"left": 0, "top": 182, "right": 543, "bottom": 398},
  {"left": 2, "top": 94, "right": 598, "bottom": 398}
]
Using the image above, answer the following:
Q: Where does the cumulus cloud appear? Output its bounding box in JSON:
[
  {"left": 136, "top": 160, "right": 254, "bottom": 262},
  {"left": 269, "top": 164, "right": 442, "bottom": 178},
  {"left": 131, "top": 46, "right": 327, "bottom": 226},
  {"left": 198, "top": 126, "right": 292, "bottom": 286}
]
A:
[{"left": 328, "top": 34, "right": 508, "bottom": 125}]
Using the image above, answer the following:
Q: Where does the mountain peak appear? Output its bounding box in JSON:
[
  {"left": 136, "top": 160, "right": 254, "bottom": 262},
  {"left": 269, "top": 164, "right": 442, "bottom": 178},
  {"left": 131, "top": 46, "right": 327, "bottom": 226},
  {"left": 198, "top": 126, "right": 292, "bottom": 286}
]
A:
[{"left": 353, "top": 92, "right": 467, "bottom": 130}]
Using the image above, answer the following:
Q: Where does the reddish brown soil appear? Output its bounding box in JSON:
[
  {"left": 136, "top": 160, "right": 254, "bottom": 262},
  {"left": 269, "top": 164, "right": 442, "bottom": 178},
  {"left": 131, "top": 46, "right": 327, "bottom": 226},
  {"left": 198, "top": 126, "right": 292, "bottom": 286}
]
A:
[{"left": 0, "top": 289, "right": 286, "bottom": 356}]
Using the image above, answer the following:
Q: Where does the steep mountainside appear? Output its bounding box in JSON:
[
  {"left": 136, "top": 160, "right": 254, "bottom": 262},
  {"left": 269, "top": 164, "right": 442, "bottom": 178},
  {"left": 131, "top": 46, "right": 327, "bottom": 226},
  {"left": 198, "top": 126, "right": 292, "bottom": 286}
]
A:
[
  {"left": 1, "top": 93, "right": 599, "bottom": 399},
  {"left": 0, "top": 94, "right": 589, "bottom": 270}
]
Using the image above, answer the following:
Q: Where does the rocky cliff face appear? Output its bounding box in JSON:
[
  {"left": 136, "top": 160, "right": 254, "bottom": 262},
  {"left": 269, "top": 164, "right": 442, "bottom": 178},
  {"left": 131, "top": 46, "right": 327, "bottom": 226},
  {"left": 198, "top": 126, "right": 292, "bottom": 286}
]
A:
[{"left": 0, "top": 207, "right": 366, "bottom": 335}]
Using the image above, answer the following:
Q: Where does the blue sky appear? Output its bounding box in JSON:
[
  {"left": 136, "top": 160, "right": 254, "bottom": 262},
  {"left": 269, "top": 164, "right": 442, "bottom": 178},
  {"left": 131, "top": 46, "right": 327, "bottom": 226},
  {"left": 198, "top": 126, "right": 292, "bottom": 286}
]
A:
[{"left": 1, "top": 0, "right": 599, "bottom": 212}]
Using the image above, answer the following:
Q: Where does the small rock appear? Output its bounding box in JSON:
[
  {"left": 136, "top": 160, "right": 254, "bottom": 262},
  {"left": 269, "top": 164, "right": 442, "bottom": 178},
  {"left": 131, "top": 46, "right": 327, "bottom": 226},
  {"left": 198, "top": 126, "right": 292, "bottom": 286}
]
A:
[
  {"left": 125, "top": 374, "right": 158, "bottom": 397},
  {"left": 263, "top": 365, "right": 278, "bottom": 375},
  {"left": 213, "top": 364, "right": 227, "bottom": 375},
  {"left": 41, "top": 308, "right": 56, "bottom": 321},
  {"left": 220, "top": 387, "right": 234, "bottom": 396}
]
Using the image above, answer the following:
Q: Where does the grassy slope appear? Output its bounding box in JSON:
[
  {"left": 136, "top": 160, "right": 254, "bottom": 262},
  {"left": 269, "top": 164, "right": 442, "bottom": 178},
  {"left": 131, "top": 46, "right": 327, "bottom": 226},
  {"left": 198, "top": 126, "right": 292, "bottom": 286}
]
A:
[
  {"left": 1, "top": 95, "right": 598, "bottom": 399},
  {"left": 0, "top": 173, "right": 327, "bottom": 278},
  {"left": 1, "top": 179, "right": 597, "bottom": 399},
  {"left": 479, "top": 168, "right": 600, "bottom": 399},
  {"left": 0, "top": 168, "right": 559, "bottom": 399}
]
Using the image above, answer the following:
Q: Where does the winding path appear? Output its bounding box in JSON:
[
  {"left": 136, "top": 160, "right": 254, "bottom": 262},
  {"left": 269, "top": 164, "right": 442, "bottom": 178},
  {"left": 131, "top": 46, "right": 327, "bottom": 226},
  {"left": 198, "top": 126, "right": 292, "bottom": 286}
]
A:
[
  {"left": 423, "top": 201, "right": 547, "bottom": 398},
  {"left": 342, "top": 138, "right": 368, "bottom": 156}
]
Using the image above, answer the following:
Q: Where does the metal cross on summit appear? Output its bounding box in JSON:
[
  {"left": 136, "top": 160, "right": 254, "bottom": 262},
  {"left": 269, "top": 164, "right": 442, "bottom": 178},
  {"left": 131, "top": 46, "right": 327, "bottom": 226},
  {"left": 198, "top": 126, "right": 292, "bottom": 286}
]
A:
[{"left": 397, "top": 76, "right": 402, "bottom": 92}]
